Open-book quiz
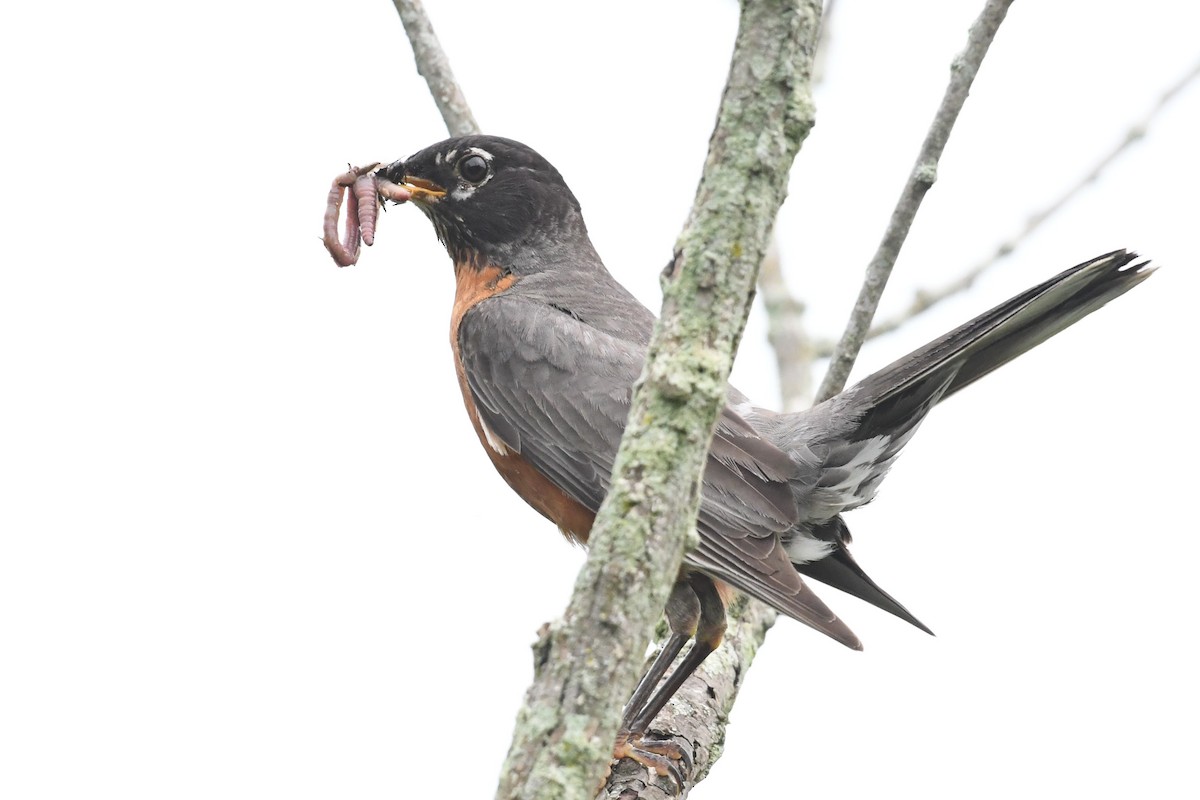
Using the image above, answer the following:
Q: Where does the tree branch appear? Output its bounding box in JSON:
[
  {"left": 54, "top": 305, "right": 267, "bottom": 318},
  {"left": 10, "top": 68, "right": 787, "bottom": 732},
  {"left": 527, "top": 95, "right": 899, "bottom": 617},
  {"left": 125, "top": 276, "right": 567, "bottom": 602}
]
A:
[
  {"left": 810, "top": 54, "right": 1200, "bottom": 353},
  {"left": 496, "top": 1, "right": 822, "bottom": 797},
  {"left": 389, "top": 0, "right": 479, "bottom": 137},
  {"left": 815, "top": 0, "right": 1014, "bottom": 402},
  {"left": 754, "top": 0, "right": 838, "bottom": 413},
  {"left": 759, "top": 240, "right": 816, "bottom": 410},
  {"left": 598, "top": 2, "right": 822, "bottom": 795}
]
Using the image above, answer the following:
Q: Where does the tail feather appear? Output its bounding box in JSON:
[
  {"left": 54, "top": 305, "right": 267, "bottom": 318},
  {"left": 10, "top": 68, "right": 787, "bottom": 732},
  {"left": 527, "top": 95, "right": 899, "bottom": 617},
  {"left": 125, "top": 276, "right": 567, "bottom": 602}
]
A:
[
  {"left": 779, "top": 250, "right": 1152, "bottom": 637},
  {"left": 796, "top": 543, "right": 933, "bottom": 635},
  {"left": 854, "top": 250, "right": 1153, "bottom": 419}
]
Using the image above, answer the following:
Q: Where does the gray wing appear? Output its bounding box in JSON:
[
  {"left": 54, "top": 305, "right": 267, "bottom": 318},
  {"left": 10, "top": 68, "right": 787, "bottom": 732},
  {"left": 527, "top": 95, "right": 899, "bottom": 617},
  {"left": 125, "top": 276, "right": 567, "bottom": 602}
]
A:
[{"left": 459, "top": 292, "right": 859, "bottom": 648}]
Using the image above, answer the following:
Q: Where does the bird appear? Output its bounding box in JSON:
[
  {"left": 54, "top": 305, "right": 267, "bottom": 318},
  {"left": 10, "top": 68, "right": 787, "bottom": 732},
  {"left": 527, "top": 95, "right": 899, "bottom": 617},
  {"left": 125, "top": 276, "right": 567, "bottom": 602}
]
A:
[{"left": 373, "top": 134, "right": 1153, "bottom": 774}]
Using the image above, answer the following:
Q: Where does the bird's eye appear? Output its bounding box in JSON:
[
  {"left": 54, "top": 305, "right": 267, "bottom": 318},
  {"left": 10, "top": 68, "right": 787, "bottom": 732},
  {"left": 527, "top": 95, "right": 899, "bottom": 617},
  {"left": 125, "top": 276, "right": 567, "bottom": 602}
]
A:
[{"left": 457, "top": 154, "right": 489, "bottom": 184}]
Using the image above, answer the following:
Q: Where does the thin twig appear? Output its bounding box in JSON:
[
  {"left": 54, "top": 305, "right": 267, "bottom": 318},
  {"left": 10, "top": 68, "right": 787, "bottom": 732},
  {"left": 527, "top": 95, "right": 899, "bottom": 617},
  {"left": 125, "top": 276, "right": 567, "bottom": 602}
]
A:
[
  {"left": 815, "top": 0, "right": 1014, "bottom": 402},
  {"left": 811, "top": 0, "right": 837, "bottom": 87},
  {"left": 758, "top": 241, "right": 816, "bottom": 410},
  {"left": 811, "top": 55, "right": 1200, "bottom": 353},
  {"left": 390, "top": 0, "right": 479, "bottom": 137},
  {"left": 755, "top": 0, "right": 839, "bottom": 411}
]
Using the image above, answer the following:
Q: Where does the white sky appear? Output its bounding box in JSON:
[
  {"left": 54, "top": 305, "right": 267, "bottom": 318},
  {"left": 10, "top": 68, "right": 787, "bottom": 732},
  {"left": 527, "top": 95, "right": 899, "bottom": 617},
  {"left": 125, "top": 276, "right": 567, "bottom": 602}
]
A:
[{"left": 2, "top": 1, "right": 1197, "bottom": 798}]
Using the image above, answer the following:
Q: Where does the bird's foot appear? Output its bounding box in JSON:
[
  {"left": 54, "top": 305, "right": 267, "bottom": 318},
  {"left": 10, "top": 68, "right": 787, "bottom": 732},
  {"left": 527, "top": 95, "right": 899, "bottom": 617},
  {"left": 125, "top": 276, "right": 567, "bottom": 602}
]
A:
[{"left": 612, "top": 729, "right": 691, "bottom": 789}]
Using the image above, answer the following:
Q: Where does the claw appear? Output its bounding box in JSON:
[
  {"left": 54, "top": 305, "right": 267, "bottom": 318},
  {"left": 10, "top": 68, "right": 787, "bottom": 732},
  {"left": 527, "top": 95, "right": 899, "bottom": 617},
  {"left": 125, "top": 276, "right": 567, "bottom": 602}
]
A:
[{"left": 612, "top": 730, "right": 691, "bottom": 790}]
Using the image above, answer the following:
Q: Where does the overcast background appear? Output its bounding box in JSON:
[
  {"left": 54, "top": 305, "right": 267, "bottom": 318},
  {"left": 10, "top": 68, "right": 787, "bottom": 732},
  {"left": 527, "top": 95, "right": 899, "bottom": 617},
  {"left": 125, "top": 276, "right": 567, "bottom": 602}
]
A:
[{"left": 3, "top": 1, "right": 1197, "bottom": 797}]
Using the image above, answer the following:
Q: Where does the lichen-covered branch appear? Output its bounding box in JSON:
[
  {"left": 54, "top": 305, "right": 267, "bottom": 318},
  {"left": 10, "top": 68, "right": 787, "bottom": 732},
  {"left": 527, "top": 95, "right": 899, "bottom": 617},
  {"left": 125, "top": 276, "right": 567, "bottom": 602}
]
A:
[
  {"left": 495, "top": 1, "right": 822, "bottom": 798},
  {"left": 389, "top": 0, "right": 479, "bottom": 137},
  {"left": 598, "top": 2, "right": 823, "bottom": 796},
  {"left": 815, "top": 0, "right": 1014, "bottom": 402}
]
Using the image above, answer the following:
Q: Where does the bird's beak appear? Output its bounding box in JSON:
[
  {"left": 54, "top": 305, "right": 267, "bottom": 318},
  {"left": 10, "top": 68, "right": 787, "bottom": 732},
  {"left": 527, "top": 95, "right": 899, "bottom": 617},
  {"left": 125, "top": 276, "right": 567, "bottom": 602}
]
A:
[
  {"left": 397, "top": 175, "right": 447, "bottom": 202},
  {"left": 375, "top": 161, "right": 447, "bottom": 204}
]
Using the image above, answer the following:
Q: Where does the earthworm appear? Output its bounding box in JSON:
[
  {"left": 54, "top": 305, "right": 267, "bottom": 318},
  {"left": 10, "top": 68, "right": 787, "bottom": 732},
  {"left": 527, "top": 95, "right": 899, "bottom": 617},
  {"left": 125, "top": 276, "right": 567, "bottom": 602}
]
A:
[
  {"left": 376, "top": 176, "right": 412, "bottom": 205},
  {"left": 322, "top": 162, "right": 379, "bottom": 268},
  {"left": 353, "top": 173, "right": 381, "bottom": 246}
]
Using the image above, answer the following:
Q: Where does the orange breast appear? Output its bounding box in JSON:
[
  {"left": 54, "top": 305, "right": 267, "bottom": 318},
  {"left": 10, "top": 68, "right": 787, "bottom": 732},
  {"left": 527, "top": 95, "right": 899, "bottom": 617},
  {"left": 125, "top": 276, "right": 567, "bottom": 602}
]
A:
[{"left": 449, "top": 263, "right": 596, "bottom": 545}]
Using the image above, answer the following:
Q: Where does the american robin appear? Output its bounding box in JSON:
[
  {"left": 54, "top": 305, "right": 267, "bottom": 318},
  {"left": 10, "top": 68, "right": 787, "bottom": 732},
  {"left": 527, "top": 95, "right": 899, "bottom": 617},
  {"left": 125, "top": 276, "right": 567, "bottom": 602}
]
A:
[{"left": 373, "top": 134, "right": 1152, "bottom": 771}]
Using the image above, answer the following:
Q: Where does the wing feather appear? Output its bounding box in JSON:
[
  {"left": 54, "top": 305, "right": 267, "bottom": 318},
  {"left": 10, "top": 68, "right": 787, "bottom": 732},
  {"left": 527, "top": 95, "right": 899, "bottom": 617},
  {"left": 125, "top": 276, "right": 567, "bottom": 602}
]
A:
[{"left": 458, "top": 292, "right": 856, "bottom": 645}]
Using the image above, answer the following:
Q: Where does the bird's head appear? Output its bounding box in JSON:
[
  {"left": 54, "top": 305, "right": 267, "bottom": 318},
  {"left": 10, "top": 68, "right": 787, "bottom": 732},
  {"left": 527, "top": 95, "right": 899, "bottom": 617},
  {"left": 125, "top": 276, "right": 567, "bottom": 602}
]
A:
[{"left": 378, "top": 135, "right": 591, "bottom": 273}]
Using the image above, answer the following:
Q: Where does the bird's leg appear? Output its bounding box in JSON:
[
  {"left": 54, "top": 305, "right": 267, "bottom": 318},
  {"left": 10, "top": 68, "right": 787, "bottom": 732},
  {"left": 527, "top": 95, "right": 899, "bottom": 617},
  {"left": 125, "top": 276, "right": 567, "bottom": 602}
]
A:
[
  {"left": 620, "top": 579, "right": 698, "bottom": 730},
  {"left": 613, "top": 573, "right": 727, "bottom": 786}
]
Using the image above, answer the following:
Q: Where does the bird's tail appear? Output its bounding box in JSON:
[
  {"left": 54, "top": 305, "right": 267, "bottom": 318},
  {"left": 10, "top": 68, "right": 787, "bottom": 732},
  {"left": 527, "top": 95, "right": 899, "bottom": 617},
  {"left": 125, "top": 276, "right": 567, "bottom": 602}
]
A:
[
  {"left": 778, "top": 251, "right": 1152, "bottom": 634},
  {"left": 795, "top": 517, "right": 934, "bottom": 634},
  {"left": 851, "top": 250, "right": 1153, "bottom": 427}
]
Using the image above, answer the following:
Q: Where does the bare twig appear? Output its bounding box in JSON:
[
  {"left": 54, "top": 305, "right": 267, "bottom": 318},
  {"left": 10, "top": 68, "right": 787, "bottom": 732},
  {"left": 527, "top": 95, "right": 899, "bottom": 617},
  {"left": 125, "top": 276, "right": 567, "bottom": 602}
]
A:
[
  {"left": 758, "top": 241, "right": 816, "bottom": 410},
  {"left": 752, "top": 0, "right": 838, "bottom": 412},
  {"left": 812, "top": 55, "right": 1200, "bottom": 352},
  {"left": 815, "top": 0, "right": 1014, "bottom": 402},
  {"left": 390, "top": 0, "right": 479, "bottom": 137},
  {"left": 811, "top": 0, "right": 837, "bottom": 86}
]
